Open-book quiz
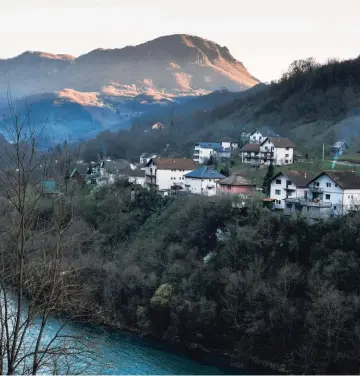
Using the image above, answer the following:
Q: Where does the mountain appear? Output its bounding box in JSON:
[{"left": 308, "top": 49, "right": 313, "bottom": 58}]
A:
[
  {"left": 0, "top": 35, "right": 259, "bottom": 98},
  {"left": 0, "top": 34, "right": 259, "bottom": 143}
]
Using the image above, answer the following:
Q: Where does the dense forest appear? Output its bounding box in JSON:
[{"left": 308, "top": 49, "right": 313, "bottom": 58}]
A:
[
  {"left": 9, "top": 179, "right": 359, "bottom": 374},
  {"left": 77, "top": 55, "right": 360, "bottom": 162}
]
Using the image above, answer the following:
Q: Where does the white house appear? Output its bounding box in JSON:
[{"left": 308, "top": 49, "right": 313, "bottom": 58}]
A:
[
  {"left": 184, "top": 166, "right": 225, "bottom": 196},
  {"left": 284, "top": 170, "right": 360, "bottom": 221},
  {"left": 249, "top": 130, "right": 265, "bottom": 144},
  {"left": 268, "top": 171, "right": 316, "bottom": 210},
  {"left": 118, "top": 168, "right": 146, "bottom": 187},
  {"left": 193, "top": 142, "right": 231, "bottom": 164},
  {"left": 260, "top": 137, "right": 295, "bottom": 166},
  {"left": 85, "top": 161, "right": 106, "bottom": 185},
  {"left": 220, "top": 137, "right": 239, "bottom": 150},
  {"left": 144, "top": 158, "right": 197, "bottom": 192}
]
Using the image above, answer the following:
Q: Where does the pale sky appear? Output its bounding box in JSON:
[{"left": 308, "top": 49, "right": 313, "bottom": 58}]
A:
[{"left": 1, "top": 0, "right": 360, "bottom": 82}]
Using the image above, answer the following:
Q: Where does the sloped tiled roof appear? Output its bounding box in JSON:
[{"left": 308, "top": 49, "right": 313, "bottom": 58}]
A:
[
  {"left": 241, "top": 143, "right": 260, "bottom": 152},
  {"left": 269, "top": 170, "right": 316, "bottom": 187},
  {"left": 218, "top": 174, "right": 256, "bottom": 186},
  {"left": 261, "top": 137, "right": 295, "bottom": 148},
  {"left": 184, "top": 166, "right": 225, "bottom": 179},
  {"left": 309, "top": 170, "right": 360, "bottom": 189},
  {"left": 148, "top": 158, "right": 197, "bottom": 170}
]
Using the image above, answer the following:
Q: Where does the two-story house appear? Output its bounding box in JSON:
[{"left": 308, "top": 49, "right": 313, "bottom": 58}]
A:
[
  {"left": 268, "top": 171, "right": 315, "bottom": 210},
  {"left": 184, "top": 166, "right": 225, "bottom": 196},
  {"left": 285, "top": 170, "right": 360, "bottom": 221},
  {"left": 249, "top": 130, "right": 265, "bottom": 144},
  {"left": 260, "top": 137, "right": 295, "bottom": 166},
  {"left": 193, "top": 142, "right": 231, "bottom": 164},
  {"left": 240, "top": 144, "right": 261, "bottom": 164},
  {"left": 220, "top": 137, "right": 239, "bottom": 150},
  {"left": 144, "top": 158, "right": 197, "bottom": 192}
]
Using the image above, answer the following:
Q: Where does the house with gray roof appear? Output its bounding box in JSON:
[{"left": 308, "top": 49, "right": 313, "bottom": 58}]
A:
[
  {"left": 217, "top": 174, "right": 257, "bottom": 196},
  {"left": 330, "top": 140, "right": 349, "bottom": 157}
]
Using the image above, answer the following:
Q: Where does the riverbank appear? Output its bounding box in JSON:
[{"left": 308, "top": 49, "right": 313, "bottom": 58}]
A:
[{"left": 69, "top": 313, "right": 288, "bottom": 375}]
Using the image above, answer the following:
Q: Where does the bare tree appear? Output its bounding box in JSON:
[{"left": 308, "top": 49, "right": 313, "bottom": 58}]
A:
[{"left": 0, "top": 93, "right": 94, "bottom": 375}]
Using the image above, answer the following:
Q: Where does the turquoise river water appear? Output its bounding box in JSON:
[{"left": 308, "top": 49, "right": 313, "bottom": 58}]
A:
[{"left": 39, "top": 317, "right": 242, "bottom": 375}]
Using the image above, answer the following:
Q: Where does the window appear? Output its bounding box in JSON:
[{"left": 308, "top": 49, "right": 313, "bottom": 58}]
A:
[
  {"left": 335, "top": 184, "right": 338, "bottom": 187},
  {"left": 286, "top": 147, "right": 289, "bottom": 150},
  {"left": 314, "top": 182, "right": 319, "bottom": 187},
  {"left": 275, "top": 189, "right": 281, "bottom": 195},
  {"left": 285, "top": 154, "right": 289, "bottom": 157},
  {"left": 334, "top": 206, "right": 337, "bottom": 210},
  {"left": 276, "top": 179, "right": 281, "bottom": 184},
  {"left": 275, "top": 200, "right": 281, "bottom": 204},
  {"left": 325, "top": 194, "right": 331, "bottom": 200},
  {"left": 326, "top": 183, "right": 331, "bottom": 187},
  {"left": 285, "top": 160, "right": 288, "bottom": 164}
]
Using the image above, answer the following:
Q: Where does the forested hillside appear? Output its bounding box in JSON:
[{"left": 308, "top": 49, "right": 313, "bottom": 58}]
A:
[
  {"left": 79, "top": 56, "right": 360, "bottom": 161},
  {"left": 13, "top": 183, "right": 360, "bottom": 374}
]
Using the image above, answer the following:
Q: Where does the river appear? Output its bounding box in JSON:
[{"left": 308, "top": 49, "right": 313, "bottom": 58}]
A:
[{"left": 37, "top": 317, "right": 242, "bottom": 375}]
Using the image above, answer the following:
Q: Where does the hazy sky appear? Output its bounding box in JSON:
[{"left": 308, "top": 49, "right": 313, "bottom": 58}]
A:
[{"left": 1, "top": 0, "right": 360, "bottom": 82}]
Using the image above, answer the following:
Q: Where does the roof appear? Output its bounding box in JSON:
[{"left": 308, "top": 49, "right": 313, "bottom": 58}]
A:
[
  {"left": 148, "top": 158, "right": 197, "bottom": 170},
  {"left": 195, "top": 142, "right": 222, "bottom": 150},
  {"left": 184, "top": 166, "right": 226, "bottom": 179},
  {"left": 330, "top": 140, "right": 349, "bottom": 149},
  {"left": 218, "top": 174, "right": 256, "bottom": 186},
  {"left": 249, "top": 129, "right": 261, "bottom": 136},
  {"left": 261, "top": 137, "right": 295, "bottom": 148},
  {"left": 308, "top": 170, "right": 360, "bottom": 189},
  {"left": 241, "top": 143, "right": 260, "bottom": 152},
  {"left": 269, "top": 170, "right": 316, "bottom": 187},
  {"left": 118, "top": 167, "right": 145, "bottom": 178}
]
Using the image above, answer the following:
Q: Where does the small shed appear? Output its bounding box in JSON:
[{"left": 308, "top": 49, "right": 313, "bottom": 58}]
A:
[{"left": 330, "top": 140, "right": 349, "bottom": 156}]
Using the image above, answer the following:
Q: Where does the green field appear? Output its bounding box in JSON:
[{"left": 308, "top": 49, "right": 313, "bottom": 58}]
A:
[{"left": 339, "top": 153, "right": 360, "bottom": 162}]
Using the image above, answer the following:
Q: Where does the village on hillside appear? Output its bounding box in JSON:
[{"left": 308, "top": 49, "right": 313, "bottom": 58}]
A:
[{"left": 41, "top": 129, "right": 360, "bottom": 224}]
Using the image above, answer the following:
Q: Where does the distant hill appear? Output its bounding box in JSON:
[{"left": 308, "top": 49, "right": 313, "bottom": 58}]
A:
[
  {"left": 77, "top": 56, "right": 360, "bottom": 161},
  {"left": 0, "top": 34, "right": 259, "bottom": 143},
  {"left": 203, "top": 56, "right": 360, "bottom": 152}
]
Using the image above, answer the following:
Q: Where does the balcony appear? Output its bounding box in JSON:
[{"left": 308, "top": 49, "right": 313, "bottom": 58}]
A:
[
  {"left": 284, "top": 184, "right": 296, "bottom": 191},
  {"left": 285, "top": 197, "right": 332, "bottom": 208},
  {"left": 309, "top": 185, "right": 324, "bottom": 193},
  {"left": 261, "top": 151, "right": 275, "bottom": 160}
]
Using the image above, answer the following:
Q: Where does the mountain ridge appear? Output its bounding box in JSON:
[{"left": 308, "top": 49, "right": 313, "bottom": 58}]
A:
[
  {"left": 0, "top": 34, "right": 259, "bottom": 96},
  {"left": 0, "top": 34, "right": 260, "bottom": 143}
]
